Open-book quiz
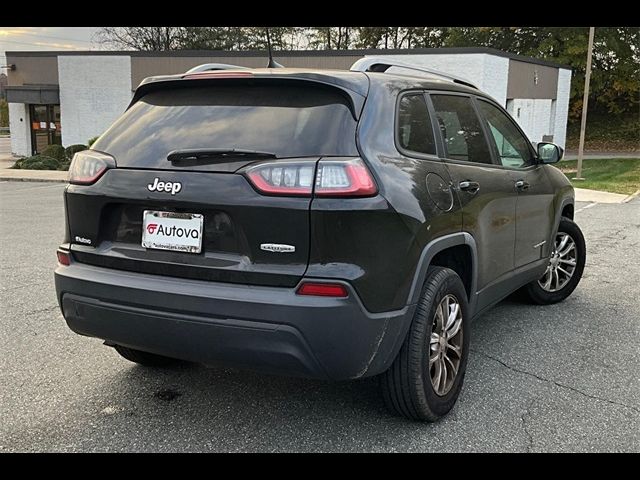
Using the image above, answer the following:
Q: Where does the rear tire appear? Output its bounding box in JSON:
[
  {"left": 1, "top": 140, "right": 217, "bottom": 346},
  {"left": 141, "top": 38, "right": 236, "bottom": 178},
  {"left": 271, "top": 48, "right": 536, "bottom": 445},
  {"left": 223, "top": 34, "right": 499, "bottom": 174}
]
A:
[
  {"left": 113, "top": 345, "right": 187, "bottom": 367},
  {"left": 381, "top": 266, "right": 470, "bottom": 422},
  {"left": 522, "top": 217, "right": 586, "bottom": 305}
]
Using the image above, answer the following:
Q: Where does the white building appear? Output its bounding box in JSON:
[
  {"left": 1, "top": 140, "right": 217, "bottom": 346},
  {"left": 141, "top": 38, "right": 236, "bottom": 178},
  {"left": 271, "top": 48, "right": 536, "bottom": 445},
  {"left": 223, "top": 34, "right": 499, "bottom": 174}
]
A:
[{"left": 4, "top": 47, "right": 571, "bottom": 157}]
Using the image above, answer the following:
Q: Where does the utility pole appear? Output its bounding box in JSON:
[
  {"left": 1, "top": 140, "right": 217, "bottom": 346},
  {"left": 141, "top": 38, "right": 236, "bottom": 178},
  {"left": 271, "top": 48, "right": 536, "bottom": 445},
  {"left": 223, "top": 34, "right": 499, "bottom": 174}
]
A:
[{"left": 574, "top": 27, "right": 595, "bottom": 181}]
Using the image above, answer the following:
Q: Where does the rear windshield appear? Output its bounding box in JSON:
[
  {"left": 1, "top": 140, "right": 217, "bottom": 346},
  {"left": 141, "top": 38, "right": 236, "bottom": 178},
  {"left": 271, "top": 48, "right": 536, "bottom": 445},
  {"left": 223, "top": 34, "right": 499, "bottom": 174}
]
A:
[{"left": 93, "top": 83, "right": 359, "bottom": 164}]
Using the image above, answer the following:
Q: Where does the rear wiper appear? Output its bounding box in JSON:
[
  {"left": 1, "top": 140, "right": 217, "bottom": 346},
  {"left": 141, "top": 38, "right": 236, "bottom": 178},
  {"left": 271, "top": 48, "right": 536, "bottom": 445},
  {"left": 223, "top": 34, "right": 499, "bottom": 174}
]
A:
[{"left": 168, "top": 148, "right": 277, "bottom": 165}]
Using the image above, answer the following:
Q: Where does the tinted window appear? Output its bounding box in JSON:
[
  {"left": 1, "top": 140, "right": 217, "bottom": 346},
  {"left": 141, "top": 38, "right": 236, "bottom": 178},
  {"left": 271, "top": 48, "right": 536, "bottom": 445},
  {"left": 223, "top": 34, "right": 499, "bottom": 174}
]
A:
[
  {"left": 431, "top": 95, "right": 492, "bottom": 164},
  {"left": 397, "top": 93, "right": 436, "bottom": 155},
  {"left": 93, "top": 84, "right": 358, "bottom": 167},
  {"left": 477, "top": 100, "right": 534, "bottom": 168}
]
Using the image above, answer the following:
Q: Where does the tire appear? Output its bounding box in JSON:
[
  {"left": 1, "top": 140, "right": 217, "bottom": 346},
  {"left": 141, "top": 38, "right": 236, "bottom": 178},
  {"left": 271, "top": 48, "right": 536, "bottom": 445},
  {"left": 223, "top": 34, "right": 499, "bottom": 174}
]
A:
[
  {"left": 381, "top": 266, "right": 470, "bottom": 422},
  {"left": 522, "top": 217, "right": 586, "bottom": 305},
  {"left": 113, "top": 344, "right": 187, "bottom": 368}
]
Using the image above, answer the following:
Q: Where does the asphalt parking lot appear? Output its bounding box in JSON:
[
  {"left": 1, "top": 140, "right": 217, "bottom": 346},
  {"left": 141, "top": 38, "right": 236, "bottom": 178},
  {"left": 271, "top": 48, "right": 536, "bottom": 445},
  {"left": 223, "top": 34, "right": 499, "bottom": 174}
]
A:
[{"left": 0, "top": 181, "right": 638, "bottom": 452}]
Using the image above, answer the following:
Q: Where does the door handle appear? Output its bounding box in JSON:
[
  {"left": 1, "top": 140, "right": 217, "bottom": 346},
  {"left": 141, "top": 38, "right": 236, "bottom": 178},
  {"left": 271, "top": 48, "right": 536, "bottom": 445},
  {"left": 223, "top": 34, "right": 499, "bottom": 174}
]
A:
[
  {"left": 459, "top": 180, "right": 480, "bottom": 194},
  {"left": 515, "top": 180, "right": 530, "bottom": 191}
]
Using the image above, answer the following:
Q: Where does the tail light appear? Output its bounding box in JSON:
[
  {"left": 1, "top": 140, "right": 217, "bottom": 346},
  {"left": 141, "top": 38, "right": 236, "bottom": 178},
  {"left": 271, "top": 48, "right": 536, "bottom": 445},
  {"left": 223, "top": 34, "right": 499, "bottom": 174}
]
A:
[
  {"left": 56, "top": 250, "right": 70, "bottom": 266},
  {"left": 296, "top": 282, "right": 349, "bottom": 297},
  {"left": 68, "top": 150, "right": 116, "bottom": 185},
  {"left": 315, "top": 158, "right": 377, "bottom": 197},
  {"left": 246, "top": 161, "right": 315, "bottom": 196},
  {"left": 245, "top": 158, "right": 377, "bottom": 198}
]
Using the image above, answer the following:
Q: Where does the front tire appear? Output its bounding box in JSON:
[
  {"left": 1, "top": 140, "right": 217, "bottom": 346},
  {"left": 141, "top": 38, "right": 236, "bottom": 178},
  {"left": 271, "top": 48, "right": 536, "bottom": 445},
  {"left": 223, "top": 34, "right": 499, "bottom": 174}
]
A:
[
  {"left": 381, "top": 266, "right": 470, "bottom": 422},
  {"left": 522, "top": 217, "right": 586, "bottom": 305}
]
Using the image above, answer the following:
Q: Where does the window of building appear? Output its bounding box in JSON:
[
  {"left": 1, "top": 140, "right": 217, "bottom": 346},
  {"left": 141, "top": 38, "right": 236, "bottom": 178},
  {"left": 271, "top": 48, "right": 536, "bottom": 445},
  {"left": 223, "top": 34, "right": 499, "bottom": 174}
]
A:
[{"left": 29, "top": 104, "right": 61, "bottom": 155}]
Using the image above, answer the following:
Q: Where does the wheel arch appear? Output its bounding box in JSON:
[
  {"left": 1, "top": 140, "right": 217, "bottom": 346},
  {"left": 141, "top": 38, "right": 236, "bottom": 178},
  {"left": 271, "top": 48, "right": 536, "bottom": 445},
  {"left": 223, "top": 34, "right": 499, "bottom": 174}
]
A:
[
  {"left": 406, "top": 232, "right": 479, "bottom": 315},
  {"left": 553, "top": 195, "right": 575, "bottom": 240},
  {"left": 375, "top": 233, "right": 479, "bottom": 378}
]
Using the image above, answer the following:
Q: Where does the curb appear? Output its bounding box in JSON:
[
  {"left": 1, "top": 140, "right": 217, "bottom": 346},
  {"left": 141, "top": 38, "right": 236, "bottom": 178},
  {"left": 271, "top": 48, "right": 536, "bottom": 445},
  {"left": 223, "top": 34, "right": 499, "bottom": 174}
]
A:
[
  {"left": 574, "top": 187, "right": 629, "bottom": 204},
  {"left": 0, "top": 177, "right": 68, "bottom": 184},
  {"left": 623, "top": 189, "right": 640, "bottom": 203},
  {"left": 0, "top": 170, "right": 69, "bottom": 184}
]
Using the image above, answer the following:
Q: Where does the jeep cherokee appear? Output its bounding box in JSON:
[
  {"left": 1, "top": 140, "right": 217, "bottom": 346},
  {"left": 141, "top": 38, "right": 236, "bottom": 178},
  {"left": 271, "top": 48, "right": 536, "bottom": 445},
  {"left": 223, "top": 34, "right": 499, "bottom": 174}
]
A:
[{"left": 54, "top": 59, "right": 586, "bottom": 421}]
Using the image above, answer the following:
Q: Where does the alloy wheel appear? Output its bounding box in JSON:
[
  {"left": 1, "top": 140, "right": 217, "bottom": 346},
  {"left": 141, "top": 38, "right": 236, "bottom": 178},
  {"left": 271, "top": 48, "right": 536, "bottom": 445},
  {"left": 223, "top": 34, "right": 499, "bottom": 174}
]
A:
[
  {"left": 538, "top": 232, "right": 577, "bottom": 292},
  {"left": 429, "top": 294, "right": 463, "bottom": 396}
]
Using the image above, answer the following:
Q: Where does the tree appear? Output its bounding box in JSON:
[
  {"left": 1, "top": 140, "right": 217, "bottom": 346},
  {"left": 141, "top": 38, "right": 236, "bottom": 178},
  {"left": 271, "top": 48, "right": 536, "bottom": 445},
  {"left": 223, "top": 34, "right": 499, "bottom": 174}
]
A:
[
  {"left": 95, "top": 27, "right": 184, "bottom": 50},
  {"left": 95, "top": 26, "right": 639, "bottom": 119},
  {"left": 441, "top": 27, "right": 640, "bottom": 119},
  {"left": 309, "top": 27, "right": 358, "bottom": 50}
]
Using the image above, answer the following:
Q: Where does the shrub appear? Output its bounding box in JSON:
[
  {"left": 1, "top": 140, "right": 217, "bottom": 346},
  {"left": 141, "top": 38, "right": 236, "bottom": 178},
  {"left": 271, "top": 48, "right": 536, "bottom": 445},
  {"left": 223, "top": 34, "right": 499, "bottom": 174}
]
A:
[
  {"left": 58, "top": 160, "right": 71, "bottom": 171},
  {"left": 41, "top": 144, "right": 66, "bottom": 161},
  {"left": 0, "top": 99, "right": 8, "bottom": 129},
  {"left": 87, "top": 136, "right": 99, "bottom": 147},
  {"left": 13, "top": 155, "right": 61, "bottom": 170},
  {"left": 65, "top": 144, "right": 87, "bottom": 160}
]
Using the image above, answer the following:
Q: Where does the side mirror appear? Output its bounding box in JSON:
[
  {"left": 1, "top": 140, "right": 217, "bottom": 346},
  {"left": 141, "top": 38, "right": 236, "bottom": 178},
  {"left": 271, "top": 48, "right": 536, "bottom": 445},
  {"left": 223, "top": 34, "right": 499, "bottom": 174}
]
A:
[{"left": 537, "top": 142, "right": 564, "bottom": 164}]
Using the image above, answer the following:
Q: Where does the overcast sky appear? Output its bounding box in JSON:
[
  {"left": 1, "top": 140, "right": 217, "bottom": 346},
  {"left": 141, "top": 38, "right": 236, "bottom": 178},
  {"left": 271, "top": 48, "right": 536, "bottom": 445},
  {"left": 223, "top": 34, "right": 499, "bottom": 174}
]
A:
[{"left": 0, "top": 27, "right": 105, "bottom": 67}]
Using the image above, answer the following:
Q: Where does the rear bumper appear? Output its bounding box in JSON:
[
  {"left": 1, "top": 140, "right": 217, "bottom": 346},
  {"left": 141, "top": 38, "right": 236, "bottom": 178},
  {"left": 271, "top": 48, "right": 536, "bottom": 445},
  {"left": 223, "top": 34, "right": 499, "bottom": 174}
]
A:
[{"left": 54, "top": 262, "right": 414, "bottom": 380}]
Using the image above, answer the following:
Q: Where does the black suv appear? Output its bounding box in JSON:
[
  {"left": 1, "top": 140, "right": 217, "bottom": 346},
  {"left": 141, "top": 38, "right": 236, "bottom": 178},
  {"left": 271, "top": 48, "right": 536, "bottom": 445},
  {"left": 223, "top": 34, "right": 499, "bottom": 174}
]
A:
[{"left": 54, "top": 59, "right": 586, "bottom": 421}]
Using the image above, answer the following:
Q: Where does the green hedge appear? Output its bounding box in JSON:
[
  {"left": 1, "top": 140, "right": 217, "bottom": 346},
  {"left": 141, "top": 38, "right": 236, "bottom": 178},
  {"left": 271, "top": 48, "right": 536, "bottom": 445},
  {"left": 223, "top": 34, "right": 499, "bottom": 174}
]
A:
[
  {"left": 13, "top": 155, "right": 62, "bottom": 170},
  {"left": 41, "top": 144, "right": 66, "bottom": 161},
  {"left": 12, "top": 142, "right": 89, "bottom": 171},
  {"left": 65, "top": 144, "right": 88, "bottom": 160}
]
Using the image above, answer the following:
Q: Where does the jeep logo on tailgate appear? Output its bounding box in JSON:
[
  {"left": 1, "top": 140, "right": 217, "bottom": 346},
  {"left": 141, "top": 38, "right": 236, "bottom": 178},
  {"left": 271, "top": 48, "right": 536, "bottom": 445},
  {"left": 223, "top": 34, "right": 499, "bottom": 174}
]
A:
[{"left": 147, "top": 178, "right": 182, "bottom": 195}]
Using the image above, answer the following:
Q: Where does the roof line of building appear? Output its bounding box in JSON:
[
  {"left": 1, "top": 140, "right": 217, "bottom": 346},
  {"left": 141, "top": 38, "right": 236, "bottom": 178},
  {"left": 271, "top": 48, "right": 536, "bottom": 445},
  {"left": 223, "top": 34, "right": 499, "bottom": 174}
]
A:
[{"left": 5, "top": 47, "right": 572, "bottom": 70}]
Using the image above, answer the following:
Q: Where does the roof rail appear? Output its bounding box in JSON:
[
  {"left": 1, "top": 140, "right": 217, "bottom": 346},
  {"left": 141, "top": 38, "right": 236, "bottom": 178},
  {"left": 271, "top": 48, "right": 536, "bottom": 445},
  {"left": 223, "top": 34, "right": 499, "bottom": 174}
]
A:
[
  {"left": 350, "top": 57, "right": 478, "bottom": 90},
  {"left": 185, "top": 63, "right": 250, "bottom": 74}
]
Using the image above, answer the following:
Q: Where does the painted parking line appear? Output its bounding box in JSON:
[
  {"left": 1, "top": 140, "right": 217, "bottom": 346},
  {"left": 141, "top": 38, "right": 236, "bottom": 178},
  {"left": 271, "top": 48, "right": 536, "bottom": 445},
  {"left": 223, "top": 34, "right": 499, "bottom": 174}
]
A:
[{"left": 575, "top": 202, "right": 598, "bottom": 214}]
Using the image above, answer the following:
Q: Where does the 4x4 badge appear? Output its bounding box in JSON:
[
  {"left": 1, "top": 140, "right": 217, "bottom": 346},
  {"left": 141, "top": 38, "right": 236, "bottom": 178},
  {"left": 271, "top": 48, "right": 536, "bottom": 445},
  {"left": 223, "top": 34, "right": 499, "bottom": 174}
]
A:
[{"left": 260, "top": 243, "right": 296, "bottom": 253}]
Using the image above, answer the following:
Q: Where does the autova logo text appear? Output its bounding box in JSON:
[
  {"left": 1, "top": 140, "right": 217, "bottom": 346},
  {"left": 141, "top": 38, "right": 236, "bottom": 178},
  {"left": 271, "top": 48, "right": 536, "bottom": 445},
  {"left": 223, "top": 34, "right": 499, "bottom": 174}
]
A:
[{"left": 146, "top": 223, "right": 199, "bottom": 239}]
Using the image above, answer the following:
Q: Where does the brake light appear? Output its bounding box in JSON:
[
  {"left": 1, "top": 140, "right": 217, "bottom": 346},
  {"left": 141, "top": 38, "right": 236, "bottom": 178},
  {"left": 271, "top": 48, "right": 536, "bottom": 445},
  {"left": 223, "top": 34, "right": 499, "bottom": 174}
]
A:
[
  {"left": 296, "top": 282, "right": 349, "bottom": 297},
  {"left": 245, "top": 158, "right": 377, "bottom": 198},
  {"left": 246, "top": 161, "right": 315, "bottom": 196},
  {"left": 68, "top": 150, "right": 115, "bottom": 185},
  {"left": 315, "top": 158, "right": 377, "bottom": 197},
  {"left": 56, "top": 250, "right": 70, "bottom": 266}
]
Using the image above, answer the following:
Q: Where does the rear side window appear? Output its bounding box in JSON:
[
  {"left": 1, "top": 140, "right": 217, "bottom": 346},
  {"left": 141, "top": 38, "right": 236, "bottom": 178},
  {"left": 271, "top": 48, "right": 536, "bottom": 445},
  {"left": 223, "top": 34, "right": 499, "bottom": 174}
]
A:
[
  {"left": 92, "top": 83, "right": 359, "bottom": 166},
  {"left": 431, "top": 95, "right": 492, "bottom": 164},
  {"left": 397, "top": 93, "right": 436, "bottom": 155}
]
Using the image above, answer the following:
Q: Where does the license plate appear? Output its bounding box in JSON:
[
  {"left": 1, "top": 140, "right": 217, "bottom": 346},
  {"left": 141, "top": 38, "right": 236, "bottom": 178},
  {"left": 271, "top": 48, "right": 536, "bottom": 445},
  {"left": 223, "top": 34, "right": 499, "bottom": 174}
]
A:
[{"left": 142, "top": 210, "right": 203, "bottom": 253}]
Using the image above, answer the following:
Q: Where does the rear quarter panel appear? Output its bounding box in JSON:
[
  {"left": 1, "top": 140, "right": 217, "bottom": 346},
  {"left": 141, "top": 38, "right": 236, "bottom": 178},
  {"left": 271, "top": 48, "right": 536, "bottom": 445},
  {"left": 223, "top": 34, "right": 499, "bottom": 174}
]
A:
[{"left": 307, "top": 78, "right": 463, "bottom": 313}]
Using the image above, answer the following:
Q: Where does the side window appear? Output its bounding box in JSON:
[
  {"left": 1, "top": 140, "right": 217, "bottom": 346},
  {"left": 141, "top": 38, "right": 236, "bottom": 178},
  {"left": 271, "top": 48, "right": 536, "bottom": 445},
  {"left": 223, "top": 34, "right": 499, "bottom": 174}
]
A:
[
  {"left": 397, "top": 93, "right": 436, "bottom": 156},
  {"left": 477, "top": 100, "right": 534, "bottom": 168},
  {"left": 431, "top": 95, "right": 493, "bottom": 164}
]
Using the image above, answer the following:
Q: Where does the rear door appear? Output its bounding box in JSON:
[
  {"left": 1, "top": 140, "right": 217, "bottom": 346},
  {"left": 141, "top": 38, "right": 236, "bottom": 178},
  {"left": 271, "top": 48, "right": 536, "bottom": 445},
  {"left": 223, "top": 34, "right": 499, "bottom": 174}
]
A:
[
  {"left": 475, "top": 98, "right": 556, "bottom": 267},
  {"left": 66, "top": 81, "right": 360, "bottom": 287},
  {"left": 428, "top": 93, "right": 518, "bottom": 306}
]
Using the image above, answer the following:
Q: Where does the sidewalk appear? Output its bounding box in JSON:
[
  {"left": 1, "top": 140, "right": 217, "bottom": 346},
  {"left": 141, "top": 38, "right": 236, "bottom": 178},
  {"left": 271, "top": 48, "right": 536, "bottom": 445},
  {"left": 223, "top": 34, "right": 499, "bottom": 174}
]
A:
[
  {"left": 0, "top": 136, "right": 17, "bottom": 169},
  {"left": 574, "top": 187, "right": 635, "bottom": 204},
  {"left": 563, "top": 151, "right": 638, "bottom": 160},
  {"left": 0, "top": 169, "right": 68, "bottom": 183}
]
